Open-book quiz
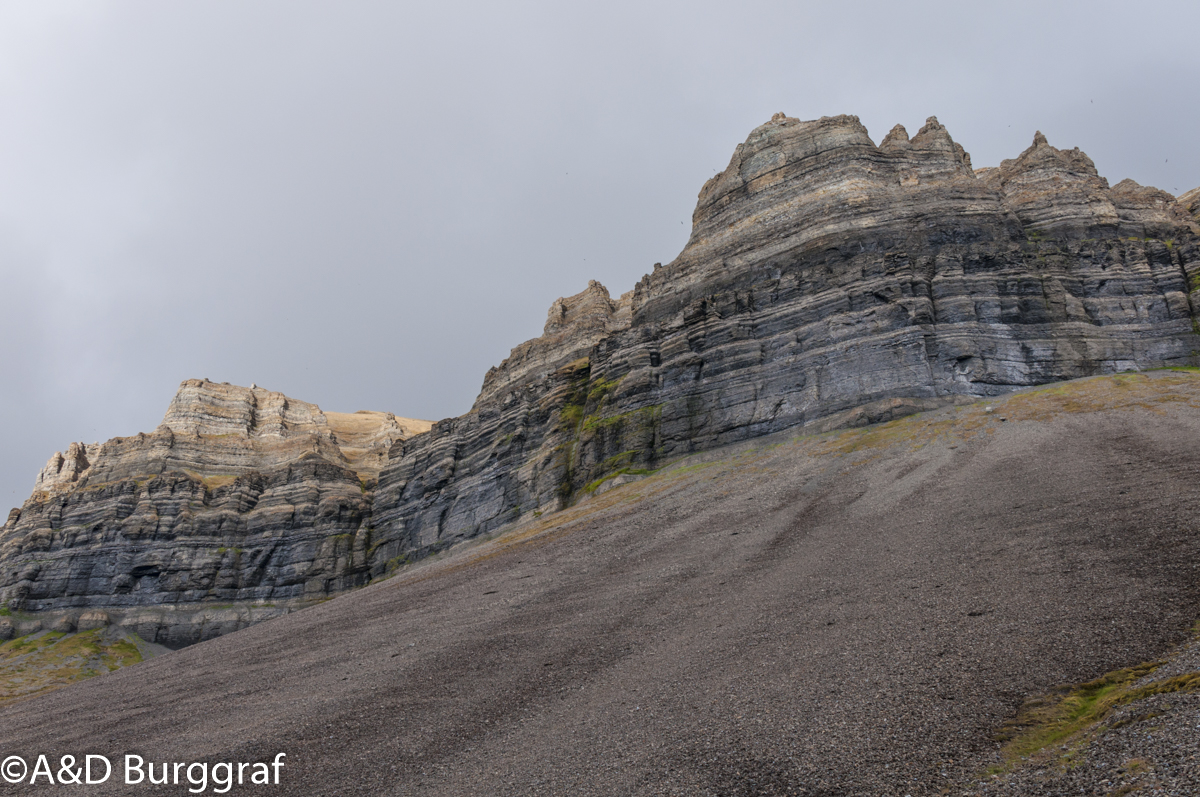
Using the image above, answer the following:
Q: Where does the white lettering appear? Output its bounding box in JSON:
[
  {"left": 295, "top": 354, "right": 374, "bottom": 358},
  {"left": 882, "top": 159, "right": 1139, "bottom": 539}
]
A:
[
  {"left": 86, "top": 755, "right": 111, "bottom": 784},
  {"left": 125, "top": 755, "right": 144, "bottom": 785},
  {"left": 187, "top": 762, "right": 207, "bottom": 793},
  {"left": 57, "top": 755, "right": 82, "bottom": 784},
  {"left": 29, "top": 755, "right": 54, "bottom": 785},
  {"left": 212, "top": 762, "right": 233, "bottom": 793}
]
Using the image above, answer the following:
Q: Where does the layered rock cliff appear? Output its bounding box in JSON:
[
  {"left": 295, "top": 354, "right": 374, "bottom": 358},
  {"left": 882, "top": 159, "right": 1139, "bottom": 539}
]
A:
[
  {"left": 0, "top": 380, "right": 430, "bottom": 646},
  {"left": 4, "top": 114, "right": 1200, "bottom": 645},
  {"left": 369, "top": 115, "right": 1200, "bottom": 559}
]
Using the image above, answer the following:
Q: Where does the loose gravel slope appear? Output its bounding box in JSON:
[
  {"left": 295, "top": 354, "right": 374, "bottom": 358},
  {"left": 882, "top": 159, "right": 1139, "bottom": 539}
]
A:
[{"left": 3, "top": 372, "right": 1200, "bottom": 796}]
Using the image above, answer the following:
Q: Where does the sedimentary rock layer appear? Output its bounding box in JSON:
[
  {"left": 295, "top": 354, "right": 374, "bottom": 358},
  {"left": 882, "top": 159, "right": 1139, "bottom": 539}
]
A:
[
  {"left": 0, "top": 381, "right": 430, "bottom": 646},
  {"left": 5, "top": 373, "right": 1200, "bottom": 795},
  {"left": 369, "top": 115, "right": 1200, "bottom": 560},
  {"left": 3, "top": 114, "right": 1200, "bottom": 645},
  {"left": 1180, "top": 186, "right": 1200, "bottom": 221}
]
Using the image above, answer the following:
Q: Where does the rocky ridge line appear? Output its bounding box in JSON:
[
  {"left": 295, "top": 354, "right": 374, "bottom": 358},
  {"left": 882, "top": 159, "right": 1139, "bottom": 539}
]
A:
[
  {"left": 3, "top": 113, "right": 1200, "bottom": 646},
  {"left": 368, "top": 114, "right": 1200, "bottom": 565}
]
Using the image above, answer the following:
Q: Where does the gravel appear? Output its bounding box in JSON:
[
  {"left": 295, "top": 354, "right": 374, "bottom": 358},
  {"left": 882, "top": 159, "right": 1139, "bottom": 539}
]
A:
[
  {"left": 969, "top": 633, "right": 1200, "bottom": 796},
  {"left": 2, "top": 374, "right": 1200, "bottom": 796}
]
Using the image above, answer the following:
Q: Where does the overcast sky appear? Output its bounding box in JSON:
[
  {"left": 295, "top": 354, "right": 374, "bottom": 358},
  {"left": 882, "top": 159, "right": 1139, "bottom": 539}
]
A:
[{"left": 2, "top": 1, "right": 1198, "bottom": 510}]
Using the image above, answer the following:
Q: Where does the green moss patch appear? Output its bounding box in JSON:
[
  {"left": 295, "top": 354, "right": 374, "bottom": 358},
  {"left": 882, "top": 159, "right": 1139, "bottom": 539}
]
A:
[
  {"left": 993, "top": 662, "right": 1161, "bottom": 768},
  {"left": 586, "top": 376, "right": 621, "bottom": 404},
  {"left": 0, "top": 628, "right": 147, "bottom": 704},
  {"left": 583, "top": 467, "right": 656, "bottom": 494},
  {"left": 582, "top": 404, "right": 661, "bottom": 433},
  {"left": 1003, "top": 372, "right": 1200, "bottom": 421},
  {"left": 988, "top": 653, "right": 1200, "bottom": 777}
]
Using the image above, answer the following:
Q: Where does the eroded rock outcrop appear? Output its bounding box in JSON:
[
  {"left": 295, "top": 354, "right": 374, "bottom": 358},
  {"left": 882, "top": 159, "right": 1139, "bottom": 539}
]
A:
[
  {"left": 0, "top": 380, "right": 430, "bottom": 646},
  {"left": 1179, "top": 186, "right": 1200, "bottom": 222},
  {"left": 369, "top": 115, "right": 1200, "bottom": 561},
  {"left": 473, "top": 280, "right": 632, "bottom": 408},
  {"left": 4, "top": 114, "right": 1200, "bottom": 645}
]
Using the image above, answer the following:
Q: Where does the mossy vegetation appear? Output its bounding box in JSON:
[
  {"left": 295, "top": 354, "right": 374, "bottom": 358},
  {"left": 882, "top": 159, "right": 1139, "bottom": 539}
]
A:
[
  {"left": 986, "top": 657, "right": 1200, "bottom": 776},
  {"left": 0, "top": 628, "right": 147, "bottom": 704},
  {"left": 582, "top": 467, "right": 656, "bottom": 494},
  {"left": 992, "top": 661, "right": 1162, "bottom": 769},
  {"left": 981, "top": 613, "right": 1200, "bottom": 782},
  {"left": 556, "top": 359, "right": 593, "bottom": 435},
  {"left": 790, "top": 372, "right": 1200, "bottom": 461},
  {"left": 1003, "top": 371, "right": 1200, "bottom": 421},
  {"left": 586, "top": 376, "right": 620, "bottom": 404},
  {"left": 581, "top": 403, "right": 660, "bottom": 434},
  {"left": 663, "top": 460, "right": 722, "bottom": 477},
  {"left": 559, "top": 403, "right": 584, "bottom": 428},
  {"left": 385, "top": 553, "right": 414, "bottom": 574},
  {"left": 550, "top": 362, "right": 672, "bottom": 508},
  {"left": 598, "top": 450, "right": 642, "bottom": 472}
]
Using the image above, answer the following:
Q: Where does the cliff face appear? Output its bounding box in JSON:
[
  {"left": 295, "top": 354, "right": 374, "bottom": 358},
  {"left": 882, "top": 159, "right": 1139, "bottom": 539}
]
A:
[
  {"left": 369, "top": 115, "right": 1200, "bottom": 559},
  {"left": 1180, "top": 186, "right": 1200, "bottom": 222},
  {"left": 4, "top": 113, "right": 1200, "bottom": 645},
  {"left": 0, "top": 380, "right": 430, "bottom": 646}
]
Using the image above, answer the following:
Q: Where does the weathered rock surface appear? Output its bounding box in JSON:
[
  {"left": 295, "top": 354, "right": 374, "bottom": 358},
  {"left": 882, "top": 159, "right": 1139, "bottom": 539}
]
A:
[
  {"left": 4, "top": 113, "right": 1200, "bottom": 645},
  {"left": 370, "top": 115, "right": 1200, "bottom": 563},
  {"left": 1181, "top": 186, "right": 1200, "bottom": 221},
  {"left": 4, "top": 372, "right": 1200, "bottom": 795},
  {"left": 0, "top": 380, "right": 430, "bottom": 646}
]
